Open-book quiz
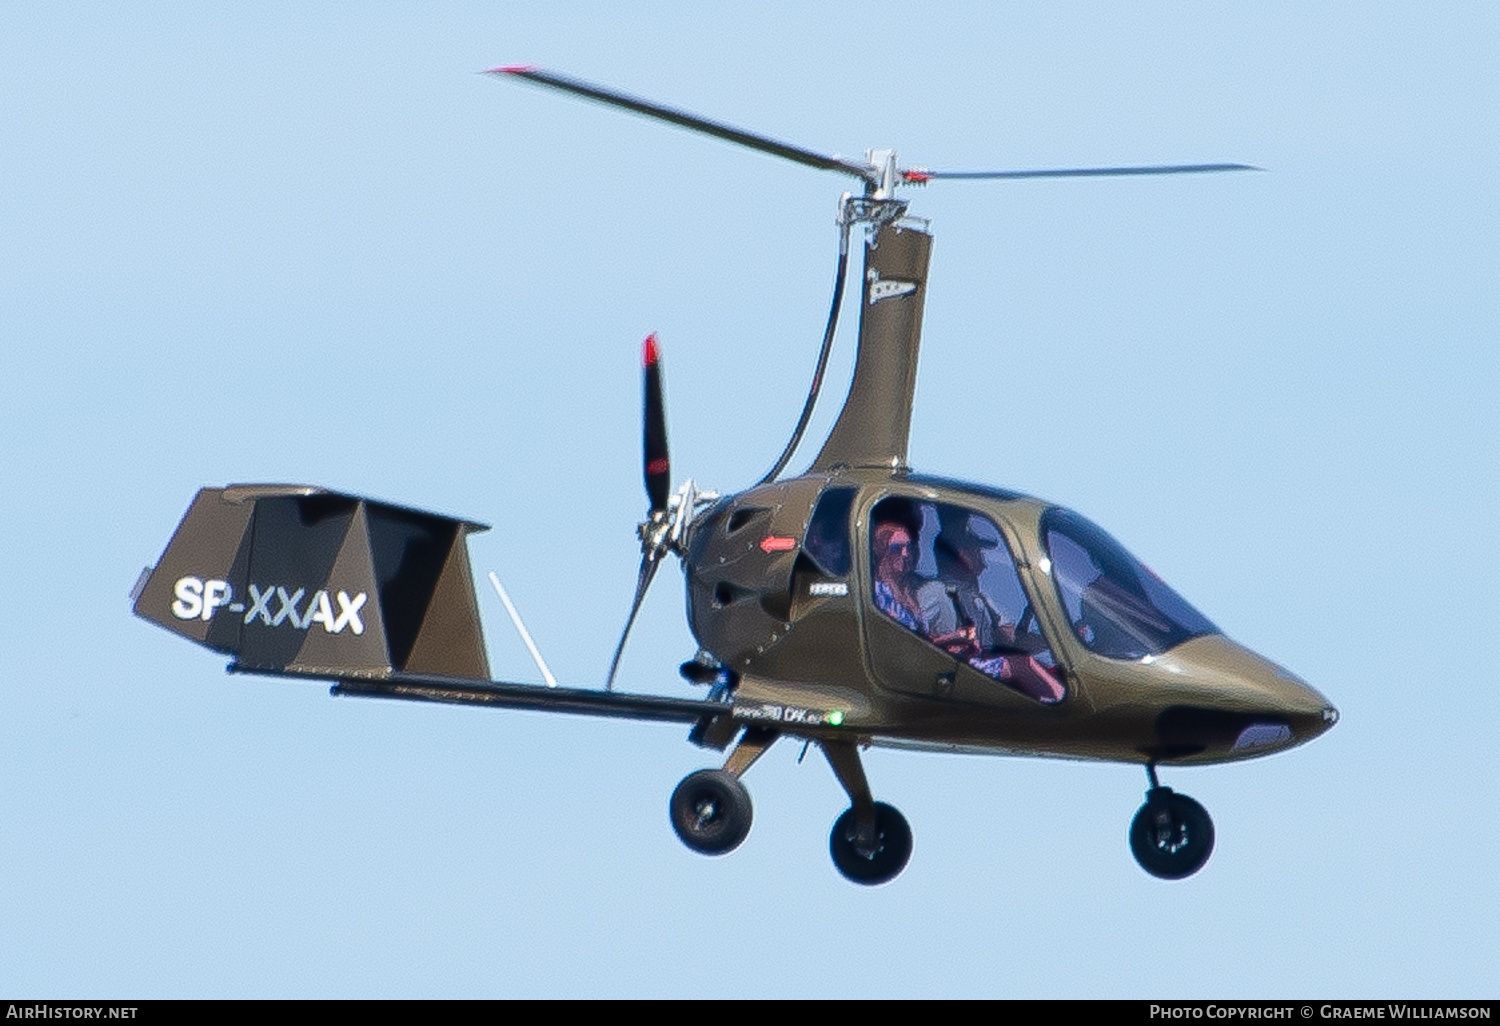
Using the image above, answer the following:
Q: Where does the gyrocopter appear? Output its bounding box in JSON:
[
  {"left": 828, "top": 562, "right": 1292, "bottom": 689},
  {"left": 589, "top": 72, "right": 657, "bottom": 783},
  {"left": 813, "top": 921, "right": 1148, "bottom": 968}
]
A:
[{"left": 133, "top": 67, "right": 1337, "bottom": 884}]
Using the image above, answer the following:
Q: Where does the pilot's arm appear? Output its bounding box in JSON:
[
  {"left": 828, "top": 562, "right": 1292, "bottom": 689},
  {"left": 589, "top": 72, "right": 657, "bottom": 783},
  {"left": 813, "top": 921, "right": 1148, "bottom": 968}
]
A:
[{"left": 917, "top": 580, "right": 979, "bottom": 655}]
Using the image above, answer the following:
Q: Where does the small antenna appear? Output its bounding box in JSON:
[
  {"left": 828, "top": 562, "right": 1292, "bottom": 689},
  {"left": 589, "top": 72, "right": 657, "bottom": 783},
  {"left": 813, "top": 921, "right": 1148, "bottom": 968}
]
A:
[{"left": 488, "top": 571, "right": 559, "bottom": 687}]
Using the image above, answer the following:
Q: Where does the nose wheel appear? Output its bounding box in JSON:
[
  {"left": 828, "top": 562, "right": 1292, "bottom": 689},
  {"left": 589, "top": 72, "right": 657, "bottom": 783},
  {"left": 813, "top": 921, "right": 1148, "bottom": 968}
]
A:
[{"left": 1129, "top": 765, "right": 1215, "bottom": 879}]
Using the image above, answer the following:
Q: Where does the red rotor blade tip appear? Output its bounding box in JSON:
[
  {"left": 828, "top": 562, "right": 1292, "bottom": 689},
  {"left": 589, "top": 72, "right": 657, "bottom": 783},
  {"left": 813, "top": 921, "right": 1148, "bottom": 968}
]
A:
[
  {"left": 489, "top": 65, "right": 537, "bottom": 76},
  {"left": 642, "top": 333, "right": 659, "bottom": 367}
]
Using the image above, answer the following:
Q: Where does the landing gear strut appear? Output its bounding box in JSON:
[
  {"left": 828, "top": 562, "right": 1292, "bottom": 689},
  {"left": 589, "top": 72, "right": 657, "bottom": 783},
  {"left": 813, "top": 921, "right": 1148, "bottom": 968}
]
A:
[
  {"left": 1129, "top": 763, "right": 1214, "bottom": 880},
  {"left": 668, "top": 731, "right": 913, "bottom": 885}
]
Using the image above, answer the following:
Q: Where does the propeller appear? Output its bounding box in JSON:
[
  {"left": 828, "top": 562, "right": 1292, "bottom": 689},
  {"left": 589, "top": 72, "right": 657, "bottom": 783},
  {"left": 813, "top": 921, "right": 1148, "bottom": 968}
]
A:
[{"left": 605, "top": 334, "right": 716, "bottom": 690}]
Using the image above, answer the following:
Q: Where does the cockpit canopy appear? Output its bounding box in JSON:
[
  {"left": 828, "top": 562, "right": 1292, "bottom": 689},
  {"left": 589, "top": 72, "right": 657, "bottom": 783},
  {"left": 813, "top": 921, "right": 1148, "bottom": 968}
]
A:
[{"left": 1040, "top": 507, "right": 1217, "bottom": 659}]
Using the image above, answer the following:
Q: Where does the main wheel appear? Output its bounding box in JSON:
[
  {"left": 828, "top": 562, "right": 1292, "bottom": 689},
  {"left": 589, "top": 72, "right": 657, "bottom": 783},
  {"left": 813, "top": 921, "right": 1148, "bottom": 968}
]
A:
[
  {"left": 1129, "top": 788, "right": 1215, "bottom": 880},
  {"left": 829, "top": 801, "right": 913, "bottom": 886},
  {"left": 670, "top": 769, "right": 753, "bottom": 855}
]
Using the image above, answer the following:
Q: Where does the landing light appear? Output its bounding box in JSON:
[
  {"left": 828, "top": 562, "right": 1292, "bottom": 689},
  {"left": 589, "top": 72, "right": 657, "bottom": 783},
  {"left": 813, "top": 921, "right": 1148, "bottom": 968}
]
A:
[{"left": 1232, "top": 722, "right": 1292, "bottom": 751}]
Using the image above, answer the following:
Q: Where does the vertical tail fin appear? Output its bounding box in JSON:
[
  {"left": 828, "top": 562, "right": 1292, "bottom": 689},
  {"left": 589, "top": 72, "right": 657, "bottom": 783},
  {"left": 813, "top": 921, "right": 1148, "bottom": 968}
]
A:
[{"left": 133, "top": 485, "right": 490, "bottom": 681}]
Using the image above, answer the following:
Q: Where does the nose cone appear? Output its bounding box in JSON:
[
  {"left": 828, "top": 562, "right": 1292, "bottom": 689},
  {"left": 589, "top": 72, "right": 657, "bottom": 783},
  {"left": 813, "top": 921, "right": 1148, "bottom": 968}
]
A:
[{"left": 1152, "top": 635, "right": 1337, "bottom": 761}]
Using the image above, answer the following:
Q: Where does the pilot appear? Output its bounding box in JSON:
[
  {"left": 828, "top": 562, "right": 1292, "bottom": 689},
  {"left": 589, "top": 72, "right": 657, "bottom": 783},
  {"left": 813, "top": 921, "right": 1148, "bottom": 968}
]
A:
[
  {"left": 917, "top": 511, "right": 1065, "bottom": 704},
  {"left": 871, "top": 519, "right": 925, "bottom": 633},
  {"left": 917, "top": 512, "right": 1007, "bottom": 656}
]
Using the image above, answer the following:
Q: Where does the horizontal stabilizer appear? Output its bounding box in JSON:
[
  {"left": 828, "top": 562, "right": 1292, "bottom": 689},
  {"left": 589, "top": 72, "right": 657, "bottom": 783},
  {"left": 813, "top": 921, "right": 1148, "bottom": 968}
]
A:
[
  {"left": 327, "top": 671, "right": 724, "bottom": 725},
  {"left": 134, "top": 485, "right": 490, "bottom": 681}
]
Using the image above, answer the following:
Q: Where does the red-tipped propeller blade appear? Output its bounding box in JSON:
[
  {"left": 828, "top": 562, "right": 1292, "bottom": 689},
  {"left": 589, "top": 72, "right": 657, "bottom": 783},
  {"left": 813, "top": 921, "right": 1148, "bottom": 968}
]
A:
[
  {"left": 643, "top": 333, "right": 671, "bottom": 516},
  {"left": 605, "top": 333, "right": 673, "bottom": 690}
]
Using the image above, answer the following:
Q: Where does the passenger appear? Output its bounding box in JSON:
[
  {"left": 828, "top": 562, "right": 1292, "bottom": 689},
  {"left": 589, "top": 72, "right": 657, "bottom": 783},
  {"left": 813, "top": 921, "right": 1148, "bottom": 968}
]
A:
[{"left": 871, "top": 520, "right": 924, "bottom": 633}]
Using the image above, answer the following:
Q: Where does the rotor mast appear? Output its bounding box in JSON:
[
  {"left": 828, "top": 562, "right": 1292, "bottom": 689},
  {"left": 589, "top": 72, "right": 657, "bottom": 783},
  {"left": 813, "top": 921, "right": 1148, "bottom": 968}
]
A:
[{"left": 808, "top": 210, "right": 930, "bottom": 473}]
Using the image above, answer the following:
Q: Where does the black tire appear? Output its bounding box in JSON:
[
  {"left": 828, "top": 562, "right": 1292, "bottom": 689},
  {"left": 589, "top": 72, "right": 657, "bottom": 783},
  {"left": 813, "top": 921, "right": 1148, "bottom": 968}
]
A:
[
  {"left": 829, "top": 801, "right": 913, "bottom": 886},
  {"left": 1129, "top": 789, "right": 1215, "bottom": 880},
  {"left": 670, "top": 769, "right": 753, "bottom": 856}
]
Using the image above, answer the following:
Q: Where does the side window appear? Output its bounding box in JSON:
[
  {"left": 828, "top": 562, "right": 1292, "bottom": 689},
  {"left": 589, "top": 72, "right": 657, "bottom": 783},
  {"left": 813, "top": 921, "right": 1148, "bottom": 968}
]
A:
[
  {"left": 804, "top": 486, "right": 856, "bottom": 576},
  {"left": 869, "top": 497, "right": 1065, "bottom": 705}
]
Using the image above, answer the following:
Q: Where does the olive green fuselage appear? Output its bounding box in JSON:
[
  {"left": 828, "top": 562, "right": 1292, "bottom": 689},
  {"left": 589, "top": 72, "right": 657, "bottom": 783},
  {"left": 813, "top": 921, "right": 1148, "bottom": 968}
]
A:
[{"left": 685, "top": 467, "right": 1335, "bottom": 766}]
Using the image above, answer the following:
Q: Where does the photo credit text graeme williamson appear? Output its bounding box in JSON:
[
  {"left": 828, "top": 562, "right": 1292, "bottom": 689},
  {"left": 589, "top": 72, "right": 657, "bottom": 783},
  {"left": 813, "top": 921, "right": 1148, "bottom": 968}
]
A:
[{"left": 1148, "top": 1008, "right": 1493, "bottom": 1020}]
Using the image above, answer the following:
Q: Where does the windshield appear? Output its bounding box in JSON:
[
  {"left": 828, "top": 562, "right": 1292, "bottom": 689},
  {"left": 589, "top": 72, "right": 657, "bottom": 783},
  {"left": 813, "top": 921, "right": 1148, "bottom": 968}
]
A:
[{"left": 1041, "top": 508, "right": 1217, "bottom": 659}]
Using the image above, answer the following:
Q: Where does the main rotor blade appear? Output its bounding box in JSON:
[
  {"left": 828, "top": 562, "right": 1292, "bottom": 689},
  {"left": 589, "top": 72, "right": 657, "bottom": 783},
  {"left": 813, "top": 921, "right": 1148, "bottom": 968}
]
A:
[
  {"left": 642, "top": 333, "right": 670, "bottom": 516},
  {"left": 605, "top": 551, "right": 661, "bottom": 691},
  {"left": 492, "top": 66, "right": 874, "bottom": 183},
  {"left": 904, "top": 162, "right": 1259, "bottom": 182}
]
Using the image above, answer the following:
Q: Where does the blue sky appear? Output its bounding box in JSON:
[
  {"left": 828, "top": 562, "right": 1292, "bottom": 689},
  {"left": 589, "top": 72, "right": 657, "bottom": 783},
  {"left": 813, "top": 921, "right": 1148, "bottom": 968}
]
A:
[{"left": 2, "top": 2, "right": 1496, "bottom": 998}]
